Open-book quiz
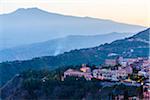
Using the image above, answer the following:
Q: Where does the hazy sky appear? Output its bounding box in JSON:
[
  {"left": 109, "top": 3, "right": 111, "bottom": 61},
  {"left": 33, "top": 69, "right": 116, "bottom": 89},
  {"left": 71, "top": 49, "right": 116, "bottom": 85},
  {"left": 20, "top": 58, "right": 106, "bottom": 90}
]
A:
[{"left": 0, "top": 0, "right": 149, "bottom": 27}]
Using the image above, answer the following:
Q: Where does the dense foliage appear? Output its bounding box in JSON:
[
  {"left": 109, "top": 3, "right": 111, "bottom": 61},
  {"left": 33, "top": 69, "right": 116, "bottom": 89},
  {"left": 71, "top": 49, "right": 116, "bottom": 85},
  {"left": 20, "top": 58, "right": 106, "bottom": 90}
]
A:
[{"left": 1, "top": 69, "right": 143, "bottom": 100}]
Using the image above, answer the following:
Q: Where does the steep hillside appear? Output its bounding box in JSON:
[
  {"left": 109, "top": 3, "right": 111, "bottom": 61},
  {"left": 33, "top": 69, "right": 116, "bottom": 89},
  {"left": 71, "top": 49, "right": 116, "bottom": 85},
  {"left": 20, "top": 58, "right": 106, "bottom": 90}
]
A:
[
  {"left": 0, "top": 28, "right": 149, "bottom": 87},
  {"left": 0, "top": 69, "right": 141, "bottom": 100}
]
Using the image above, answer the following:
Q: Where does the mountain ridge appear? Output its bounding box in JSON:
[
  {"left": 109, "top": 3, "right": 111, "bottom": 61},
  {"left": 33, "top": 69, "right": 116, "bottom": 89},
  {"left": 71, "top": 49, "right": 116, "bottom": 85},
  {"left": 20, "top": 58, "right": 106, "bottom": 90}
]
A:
[
  {"left": 6, "top": 7, "right": 147, "bottom": 27},
  {"left": 0, "top": 7, "right": 146, "bottom": 50},
  {"left": 0, "top": 32, "right": 135, "bottom": 62}
]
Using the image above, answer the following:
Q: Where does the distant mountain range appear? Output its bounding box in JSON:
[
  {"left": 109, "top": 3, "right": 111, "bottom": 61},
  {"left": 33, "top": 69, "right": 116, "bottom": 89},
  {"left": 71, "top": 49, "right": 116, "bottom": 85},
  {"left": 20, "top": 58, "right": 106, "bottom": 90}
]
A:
[
  {"left": 0, "top": 28, "right": 149, "bottom": 87},
  {"left": 0, "top": 32, "right": 135, "bottom": 62},
  {"left": 0, "top": 8, "right": 146, "bottom": 50}
]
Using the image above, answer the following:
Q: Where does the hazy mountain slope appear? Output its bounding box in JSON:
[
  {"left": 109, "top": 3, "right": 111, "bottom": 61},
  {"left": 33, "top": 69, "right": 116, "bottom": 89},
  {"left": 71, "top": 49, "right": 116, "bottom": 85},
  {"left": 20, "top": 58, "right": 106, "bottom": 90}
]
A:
[
  {"left": 0, "top": 8, "right": 146, "bottom": 50},
  {"left": 0, "top": 32, "right": 135, "bottom": 62},
  {"left": 0, "top": 28, "right": 149, "bottom": 87}
]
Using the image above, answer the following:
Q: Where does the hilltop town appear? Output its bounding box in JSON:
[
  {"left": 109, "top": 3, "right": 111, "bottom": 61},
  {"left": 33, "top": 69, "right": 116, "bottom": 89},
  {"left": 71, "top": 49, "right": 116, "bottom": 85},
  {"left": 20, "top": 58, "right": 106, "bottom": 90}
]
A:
[
  {"left": 1, "top": 57, "right": 150, "bottom": 100},
  {"left": 63, "top": 57, "right": 150, "bottom": 99}
]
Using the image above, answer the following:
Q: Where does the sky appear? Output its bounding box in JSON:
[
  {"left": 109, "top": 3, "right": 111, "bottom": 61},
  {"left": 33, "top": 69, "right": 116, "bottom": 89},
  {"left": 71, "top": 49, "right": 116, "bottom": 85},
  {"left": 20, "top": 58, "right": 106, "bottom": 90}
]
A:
[{"left": 0, "top": 0, "right": 149, "bottom": 27}]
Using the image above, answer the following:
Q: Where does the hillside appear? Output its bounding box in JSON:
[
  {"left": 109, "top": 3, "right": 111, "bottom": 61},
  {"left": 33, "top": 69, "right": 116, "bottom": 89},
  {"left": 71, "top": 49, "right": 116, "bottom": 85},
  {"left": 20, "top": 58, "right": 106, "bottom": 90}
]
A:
[
  {"left": 0, "top": 32, "right": 135, "bottom": 62},
  {"left": 0, "top": 69, "right": 141, "bottom": 100},
  {"left": 0, "top": 28, "right": 149, "bottom": 87},
  {"left": 0, "top": 8, "right": 145, "bottom": 50}
]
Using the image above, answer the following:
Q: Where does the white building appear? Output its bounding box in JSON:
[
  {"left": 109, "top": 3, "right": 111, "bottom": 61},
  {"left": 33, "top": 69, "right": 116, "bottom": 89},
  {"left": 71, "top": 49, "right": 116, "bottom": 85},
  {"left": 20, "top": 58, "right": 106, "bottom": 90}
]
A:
[
  {"left": 93, "top": 69, "right": 118, "bottom": 81},
  {"left": 93, "top": 68, "right": 128, "bottom": 81}
]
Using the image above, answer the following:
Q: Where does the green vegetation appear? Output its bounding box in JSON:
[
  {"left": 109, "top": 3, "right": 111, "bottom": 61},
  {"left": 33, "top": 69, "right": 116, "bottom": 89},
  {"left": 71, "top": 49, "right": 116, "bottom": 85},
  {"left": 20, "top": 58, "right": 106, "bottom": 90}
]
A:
[{"left": 1, "top": 68, "right": 142, "bottom": 100}]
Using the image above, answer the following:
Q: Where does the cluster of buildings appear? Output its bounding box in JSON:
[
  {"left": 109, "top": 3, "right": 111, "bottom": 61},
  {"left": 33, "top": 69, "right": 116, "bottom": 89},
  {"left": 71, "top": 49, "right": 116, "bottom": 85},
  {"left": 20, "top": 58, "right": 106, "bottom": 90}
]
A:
[
  {"left": 92, "top": 67, "right": 131, "bottom": 81},
  {"left": 64, "top": 57, "right": 150, "bottom": 82},
  {"left": 63, "top": 57, "right": 150, "bottom": 98},
  {"left": 138, "top": 59, "right": 150, "bottom": 80},
  {"left": 105, "top": 56, "right": 138, "bottom": 67}
]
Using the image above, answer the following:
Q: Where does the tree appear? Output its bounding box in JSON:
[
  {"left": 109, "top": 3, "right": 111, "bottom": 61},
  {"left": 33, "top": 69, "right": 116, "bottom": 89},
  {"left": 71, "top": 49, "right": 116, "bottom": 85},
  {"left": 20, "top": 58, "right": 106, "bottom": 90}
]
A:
[{"left": 124, "top": 89, "right": 129, "bottom": 100}]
